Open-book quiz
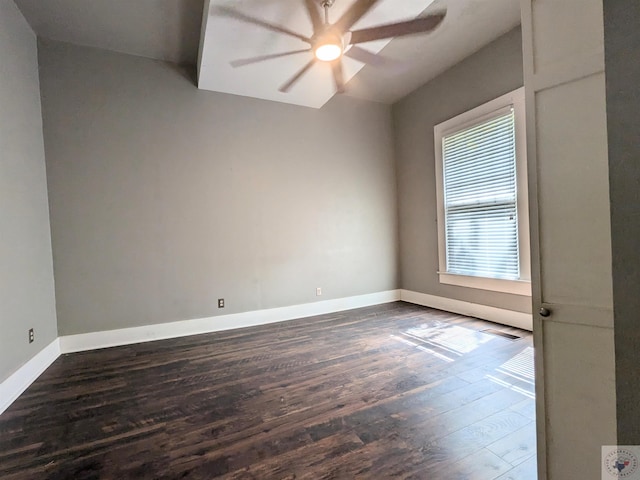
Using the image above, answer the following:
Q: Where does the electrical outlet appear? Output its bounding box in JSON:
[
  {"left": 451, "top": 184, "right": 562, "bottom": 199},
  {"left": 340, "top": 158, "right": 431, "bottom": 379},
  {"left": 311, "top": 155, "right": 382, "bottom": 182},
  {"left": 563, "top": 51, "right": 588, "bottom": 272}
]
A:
[
  {"left": 28, "top": 328, "right": 34, "bottom": 344},
  {"left": 218, "top": 298, "right": 224, "bottom": 308},
  {"left": 316, "top": 287, "right": 322, "bottom": 296}
]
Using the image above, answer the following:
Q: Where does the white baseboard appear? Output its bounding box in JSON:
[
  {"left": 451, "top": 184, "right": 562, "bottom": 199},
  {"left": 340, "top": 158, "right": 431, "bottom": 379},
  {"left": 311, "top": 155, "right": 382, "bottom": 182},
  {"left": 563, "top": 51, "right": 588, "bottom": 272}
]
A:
[
  {"left": 1, "top": 288, "right": 530, "bottom": 417},
  {"left": 59, "top": 290, "right": 401, "bottom": 354},
  {"left": 0, "top": 339, "right": 61, "bottom": 416},
  {"left": 400, "top": 289, "right": 533, "bottom": 331}
]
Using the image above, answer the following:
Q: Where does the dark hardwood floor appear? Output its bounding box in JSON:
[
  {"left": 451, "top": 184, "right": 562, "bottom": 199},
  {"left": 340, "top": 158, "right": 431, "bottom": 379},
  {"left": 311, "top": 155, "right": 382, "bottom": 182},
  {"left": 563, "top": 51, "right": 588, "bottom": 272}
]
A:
[{"left": 0, "top": 302, "right": 537, "bottom": 479}]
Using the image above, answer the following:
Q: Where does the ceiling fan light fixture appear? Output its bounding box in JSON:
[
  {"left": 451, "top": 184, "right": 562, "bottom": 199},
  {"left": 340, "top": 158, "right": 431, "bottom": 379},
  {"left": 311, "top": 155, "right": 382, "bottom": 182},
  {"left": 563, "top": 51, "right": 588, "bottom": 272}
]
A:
[{"left": 314, "top": 42, "right": 342, "bottom": 62}]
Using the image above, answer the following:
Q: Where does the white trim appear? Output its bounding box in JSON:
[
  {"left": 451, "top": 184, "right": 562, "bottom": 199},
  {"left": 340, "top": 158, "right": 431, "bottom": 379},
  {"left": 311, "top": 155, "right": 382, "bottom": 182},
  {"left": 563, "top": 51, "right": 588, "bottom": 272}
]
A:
[
  {"left": 434, "top": 87, "right": 531, "bottom": 295},
  {"left": 400, "top": 289, "right": 533, "bottom": 331},
  {"left": 532, "top": 48, "right": 605, "bottom": 93},
  {"left": 59, "top": 290, "right": 401, "bottom": 353},
  {"left": 0, "top": 339, "right": 61, "bottom": 415},
  {"left": 438, "top": 272, "right": 531, "bottom": 296},
  {"left": 0, "top": 289, "right": 531, "bottom": 417}
]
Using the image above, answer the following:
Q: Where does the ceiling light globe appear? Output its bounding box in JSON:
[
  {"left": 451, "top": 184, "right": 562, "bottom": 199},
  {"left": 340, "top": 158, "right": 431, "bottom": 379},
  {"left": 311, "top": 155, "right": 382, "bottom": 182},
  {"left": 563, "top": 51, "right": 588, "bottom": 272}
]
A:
[{"left": 315, "top": 43, "right": 342, "bottom": 62}]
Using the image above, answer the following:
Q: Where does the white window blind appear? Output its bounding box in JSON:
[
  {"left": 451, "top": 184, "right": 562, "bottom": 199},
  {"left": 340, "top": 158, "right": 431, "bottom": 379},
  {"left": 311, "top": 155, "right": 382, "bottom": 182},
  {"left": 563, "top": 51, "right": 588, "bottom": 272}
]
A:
[{"left": 442, "top": 109, "right": 519, "bottom": 280}]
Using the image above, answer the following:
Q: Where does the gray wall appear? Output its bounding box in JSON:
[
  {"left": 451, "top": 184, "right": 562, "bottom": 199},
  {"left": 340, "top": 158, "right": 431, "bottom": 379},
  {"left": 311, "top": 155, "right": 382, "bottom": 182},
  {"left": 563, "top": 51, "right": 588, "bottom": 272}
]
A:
[
  {"left": 38, "top": 40, "right": 398, "bottom": 336},
  {"left": 392, "top": 27, "right": 530, "bottom": 313},
  {"left": 604, "top": 0, "right": 640, "bottom": 443},
  {"left": 0, "top": 0, "right": 58, "bottom": 382}
]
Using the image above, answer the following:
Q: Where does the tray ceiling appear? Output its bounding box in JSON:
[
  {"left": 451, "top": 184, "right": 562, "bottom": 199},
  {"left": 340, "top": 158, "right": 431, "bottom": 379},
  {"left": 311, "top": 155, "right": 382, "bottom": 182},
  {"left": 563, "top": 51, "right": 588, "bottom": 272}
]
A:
[
  {"left": 14, "top": 0, "right": 205, "bottom": 65},
  {"left": 198, "top": 0, "right": 439, "bottom": 108},
  {"left": 14, "top": 0, "right": 520, "bottom": 108}
]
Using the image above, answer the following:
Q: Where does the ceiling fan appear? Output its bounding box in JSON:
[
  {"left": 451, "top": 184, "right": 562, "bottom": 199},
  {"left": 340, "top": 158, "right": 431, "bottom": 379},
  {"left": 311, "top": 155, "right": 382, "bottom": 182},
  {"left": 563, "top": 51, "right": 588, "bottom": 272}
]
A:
[{"left": 213, "top": 0, "right": 446, "bottom": 94}]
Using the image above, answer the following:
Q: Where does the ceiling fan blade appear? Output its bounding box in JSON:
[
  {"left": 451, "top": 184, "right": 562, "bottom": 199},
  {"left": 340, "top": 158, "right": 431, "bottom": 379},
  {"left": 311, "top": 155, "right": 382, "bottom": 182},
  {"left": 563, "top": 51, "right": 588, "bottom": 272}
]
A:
[
  {"left": 212, "top": 5, "right": 311, "bottom": 44},
  {"left": 231, "top": 49, "right": 311, "bottom": 68},
  {"left": 332, "top": 60, "right": 346, "bottom": 94},
  {"left": 303, "top": 0, "right": 323, "bottom": 33},
  {"left": 333, "top": 0, "right": 382, "bottom": 33},
  {"left": 279, "top": 59, "right": 317, "bottom": 93},
  {"left": 345, "top": 45, "right": 389, "bottom": 67},
  {"left": 349, "top": 12, "right": 446, "bottom": 44}
]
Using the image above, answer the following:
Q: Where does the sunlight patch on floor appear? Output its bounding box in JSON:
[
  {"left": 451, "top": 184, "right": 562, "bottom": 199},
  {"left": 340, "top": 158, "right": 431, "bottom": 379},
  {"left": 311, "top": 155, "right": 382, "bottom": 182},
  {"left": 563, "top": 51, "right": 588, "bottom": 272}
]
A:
[
  {"left": 404, "top": 324, "right": 496, "bottom": 354},
  {"left": 487, "top": 346, "right": 536, "bottom": 398},
  {"left": 389, "top": 334, "right": 455, "bottom": 363}
]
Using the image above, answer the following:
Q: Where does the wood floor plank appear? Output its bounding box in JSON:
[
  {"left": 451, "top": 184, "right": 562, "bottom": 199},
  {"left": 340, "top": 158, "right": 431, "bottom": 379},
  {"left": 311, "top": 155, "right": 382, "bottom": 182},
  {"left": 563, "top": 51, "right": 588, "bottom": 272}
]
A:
[
  {"left": 509, "top": 398, "right": 537, "bottom": 421},
  {"left": 495, "top": 454, "right": 539, "bottom": 480},
  {"left": 0, "top": 302, "right": 536, "bottom": 479},
  {"left": 432, "top": 448, "right": 513, "bottom": 480}
]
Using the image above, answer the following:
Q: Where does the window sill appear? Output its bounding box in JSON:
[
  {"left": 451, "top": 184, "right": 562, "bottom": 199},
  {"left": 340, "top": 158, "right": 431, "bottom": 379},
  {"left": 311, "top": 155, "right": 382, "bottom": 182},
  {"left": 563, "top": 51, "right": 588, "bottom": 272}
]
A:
[{"left": 438, "top": 272, "right": 532, "bottom": 296}]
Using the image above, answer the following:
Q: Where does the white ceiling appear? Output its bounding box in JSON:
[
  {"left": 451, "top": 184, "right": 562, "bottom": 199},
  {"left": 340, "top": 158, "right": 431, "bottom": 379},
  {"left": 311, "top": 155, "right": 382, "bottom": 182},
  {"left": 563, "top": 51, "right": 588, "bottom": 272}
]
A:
[
  {"left": 14, "top": 0, "right": 205, "bottom": 64},
  {"left": 198, "top": 0, "right": 439, "bottom": 108},
  {"left": 347, "top": 0, "right": 521, "bottom": 104},
  {"left": 15, "top": 0, "right": 520, "bottom": 108}
]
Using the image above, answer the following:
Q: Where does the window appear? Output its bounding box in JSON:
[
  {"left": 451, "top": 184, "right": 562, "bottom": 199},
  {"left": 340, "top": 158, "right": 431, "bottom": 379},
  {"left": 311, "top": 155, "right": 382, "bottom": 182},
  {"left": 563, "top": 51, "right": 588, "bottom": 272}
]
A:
[{"left": 434, "top": 88, "right": 530, "bottom": 296}]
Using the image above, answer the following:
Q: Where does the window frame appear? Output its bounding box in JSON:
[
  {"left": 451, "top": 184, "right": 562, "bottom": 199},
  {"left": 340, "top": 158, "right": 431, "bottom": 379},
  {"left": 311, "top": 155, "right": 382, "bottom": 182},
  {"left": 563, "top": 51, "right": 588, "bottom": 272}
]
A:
[{"left": 434, "top": 87, "right": 531, "bottom": 296}]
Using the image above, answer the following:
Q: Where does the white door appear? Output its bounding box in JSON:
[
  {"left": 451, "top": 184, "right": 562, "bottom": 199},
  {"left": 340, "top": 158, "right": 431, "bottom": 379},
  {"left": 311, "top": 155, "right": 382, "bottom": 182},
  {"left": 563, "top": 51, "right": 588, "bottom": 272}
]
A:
[{"left": 521, "top": 1, "right": 617, "bottom": 479}]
